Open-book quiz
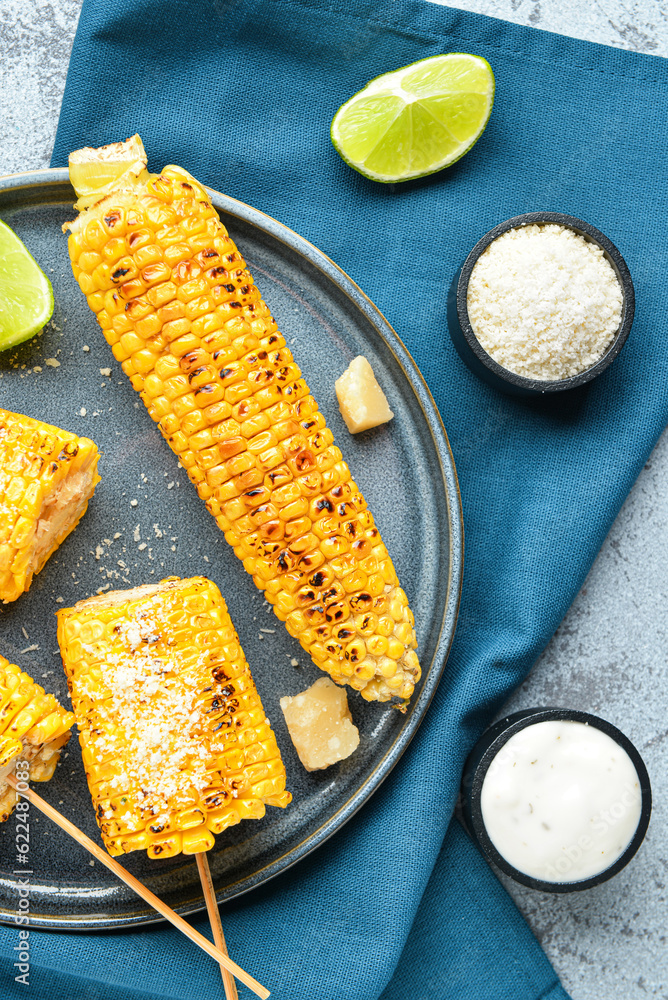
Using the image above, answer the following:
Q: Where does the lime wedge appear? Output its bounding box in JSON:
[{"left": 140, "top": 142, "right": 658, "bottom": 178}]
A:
[
  {"left": 0, "top": 220, "right": 54, "bottom": 351},
  {"left": 331, "top": 53, "right": 494, "bottom": 183}
]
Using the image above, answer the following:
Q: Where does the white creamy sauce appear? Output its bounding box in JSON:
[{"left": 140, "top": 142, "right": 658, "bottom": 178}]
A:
[{"left": 480, "top": 720, "right": 642, "bottom": 882}]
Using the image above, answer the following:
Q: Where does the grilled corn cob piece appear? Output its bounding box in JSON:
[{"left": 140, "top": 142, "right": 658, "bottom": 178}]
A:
[
  {"left": 57, "top": 576, "right": 290, "bottom": 858},
  {"left": 0, "top": 408, "right": 101, "bottom": 603},
  {"left": 0, "top": 653, "right": 75, "bottom": 822},
  {"left": 64, "top": 136, "right": 419, "bottom": 704}
]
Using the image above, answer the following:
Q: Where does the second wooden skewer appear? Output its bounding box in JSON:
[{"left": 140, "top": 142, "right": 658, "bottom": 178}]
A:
[
  {"left": 197, "top": 851, "right": 239, "bottom": 1000},
  {"left": 6, "top": 775, "right": 268, "bottom": 999}
]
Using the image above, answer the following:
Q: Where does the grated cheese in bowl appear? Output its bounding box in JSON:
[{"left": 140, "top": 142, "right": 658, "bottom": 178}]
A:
[{"left": 466, "top": 224, "right": 623, "bottom": 381}]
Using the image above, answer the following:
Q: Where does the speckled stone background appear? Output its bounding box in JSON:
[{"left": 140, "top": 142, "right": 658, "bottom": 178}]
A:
[{"left": 1, "top": 0, "right": 667, "bottom": 994}]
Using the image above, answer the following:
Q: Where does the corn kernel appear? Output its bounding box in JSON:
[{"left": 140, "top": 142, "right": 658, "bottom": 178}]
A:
[{"left": 64, "top": 149, "right": 420, "bottom": 704}]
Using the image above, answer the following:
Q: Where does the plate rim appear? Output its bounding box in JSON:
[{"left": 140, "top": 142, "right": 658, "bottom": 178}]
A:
[{"left": 0, "top": 168, "right": 463, "bottom": 930}]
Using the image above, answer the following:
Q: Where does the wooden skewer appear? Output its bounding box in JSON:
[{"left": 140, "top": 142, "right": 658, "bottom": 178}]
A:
[
  {"left": 6, "top": 776, "right": 269, "bottom": 1000},
  {"left": 197, "top": 851, "right": 239, "bottom": 1000}
]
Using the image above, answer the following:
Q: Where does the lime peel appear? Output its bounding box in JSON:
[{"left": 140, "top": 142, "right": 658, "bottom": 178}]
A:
[
  {"left": 0, "top": 220, "right": 54, "bottom": 352},
  {"left": 331, "top": 53, "right": 495, "bottom": 183}
]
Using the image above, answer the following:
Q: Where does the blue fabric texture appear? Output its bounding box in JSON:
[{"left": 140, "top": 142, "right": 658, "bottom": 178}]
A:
[{"left": 5, "top": 0, "right": 668, "bottom": 996}]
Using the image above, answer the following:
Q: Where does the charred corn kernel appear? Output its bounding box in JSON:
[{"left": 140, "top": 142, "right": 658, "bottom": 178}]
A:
[
  {"left": 64, "top": 137, "right": 420, "bottom": 704},
  {"left": 0, "top": 734, "right": 22, "bottom": 769},
  {"left": 0, "top": 654, "right": 75, "bottom": 823},
  {"left": 57, "top": 576, "right": 290, "bottom": 858},
  {"left": 0, "top": 409, "right": 101, "bottom": 603}
]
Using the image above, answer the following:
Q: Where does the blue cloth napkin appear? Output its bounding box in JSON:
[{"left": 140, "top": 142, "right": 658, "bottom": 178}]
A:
[{"left": 5, "top": 0, "right": 668, "bottom": 996}]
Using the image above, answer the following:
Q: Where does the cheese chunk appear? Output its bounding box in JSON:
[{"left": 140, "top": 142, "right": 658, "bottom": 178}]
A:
[
  {"left": 280, "top": 677, "right": 360, "bottom": 771},
  {"left": 335, "top": 356, "right": 394, "bottom": 434}
]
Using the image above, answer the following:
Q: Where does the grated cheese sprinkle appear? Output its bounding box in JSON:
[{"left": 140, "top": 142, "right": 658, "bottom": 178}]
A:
[{"left": 467, "top": 224, "right": 623, "bottom": 381}]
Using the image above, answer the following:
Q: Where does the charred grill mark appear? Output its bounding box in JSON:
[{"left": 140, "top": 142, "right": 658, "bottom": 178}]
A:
[
  {"left": 316, "top": 498, "right": 333, "bottom": 512},
  {"left": 111, "top": 267, "right": 130, "bottom": 281},
  {"left": 326, "top": 605, "right": 346, "bottom": 623},
  {"left": 295, "top": 450, "right": 314, "bottom": 472},
  {"left": 188, "top": 366, "right": 209, "bottom": 383},
  {"left": 350, "top": 593, "right": 372, "bottom": 611},
  {"left": 104, "top": 212, "right": 121, "bottom": 227},
  {"left": 204, "top": 792, "right": 228, "bottom": 808},
  {"left": 57, "top": 442, "right": 79, "bottom": 461}
]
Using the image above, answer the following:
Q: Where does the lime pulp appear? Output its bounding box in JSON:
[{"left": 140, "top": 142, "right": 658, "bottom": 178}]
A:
[
  {"left": 0, "top": 219, "right": 54, "bottom": 351},
  {"left": 331, "top": 53, "right": 495, "bottom": 183}
]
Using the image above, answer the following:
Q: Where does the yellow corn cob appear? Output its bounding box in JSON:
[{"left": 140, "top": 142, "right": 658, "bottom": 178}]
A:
[
  {"left": 0, "top": 408, "right": 101, "bottom": 603},
  {"left": 0, "top": 653, "right": 75, "bottom": 822},
  {"left": 64, "top": 136, "right": 419, "bottom": 703},
  {"left": 57, "top": 576, "right": 291, "bottom": 858}
]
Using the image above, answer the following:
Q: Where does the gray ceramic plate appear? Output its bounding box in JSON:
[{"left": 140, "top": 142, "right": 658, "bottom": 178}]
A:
[{"left": 0, "top": 169, "right": 462, "bottom": 929}]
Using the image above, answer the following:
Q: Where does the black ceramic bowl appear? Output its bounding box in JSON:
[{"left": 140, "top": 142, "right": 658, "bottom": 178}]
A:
[
  {"left": 460, "top": 708, "right": 652, "bottom": 893},
  {"left": 447, "top": 212, "right": 635, "bottom": 397}
]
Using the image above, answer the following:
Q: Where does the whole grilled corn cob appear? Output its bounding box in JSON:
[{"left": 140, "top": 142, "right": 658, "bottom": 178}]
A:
[
  {"left": 64, "top": 136, "right": 419, "bottom": 704},
  {"left": 0, "top": 408, "right": 101, "bottom": 603},
  {"left": 0, "top": 653, "right": 74, "bottom": 822},
  {"left": 57, "top": 576, "right": 290, "bottom": 858}
]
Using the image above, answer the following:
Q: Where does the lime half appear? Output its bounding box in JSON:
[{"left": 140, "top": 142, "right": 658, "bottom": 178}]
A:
[
  {"left": 0, "top": 220, "right": 54, "bottom": 351},
  {"left": 331, "top": 53, "right": 495, "bottom": 183}
]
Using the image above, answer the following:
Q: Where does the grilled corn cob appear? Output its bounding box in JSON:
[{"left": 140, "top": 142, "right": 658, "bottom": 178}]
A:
[
  {"left": 0, "top": 408, "right": 101, "bottom": 603},
  {"left": 57, "top": 576, "right": 290, "bottom": 858},
  {"left": 64, "top": 136, "right": 419, "bottom": 704},
  {"left": 0, "top": 653, "right": 74, "bottom": 822}
]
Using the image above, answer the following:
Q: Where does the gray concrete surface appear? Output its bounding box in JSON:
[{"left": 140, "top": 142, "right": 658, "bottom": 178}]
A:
[{"left": 1, "top": 0, "right": 666, "bottom": 997}]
